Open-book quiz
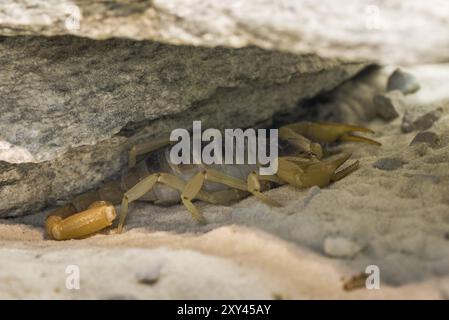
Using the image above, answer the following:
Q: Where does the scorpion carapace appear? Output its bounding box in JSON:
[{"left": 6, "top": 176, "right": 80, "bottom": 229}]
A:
[{"left": 45, "top": 121, "right": 381, "bottom": 240}]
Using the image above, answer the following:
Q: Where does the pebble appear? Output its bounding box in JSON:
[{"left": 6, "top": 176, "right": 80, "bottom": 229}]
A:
[
  {"left": 323, "top": 236, "right": 362, "bottom": 258},
  {"left": 410, "top": 131, "right": 441, "bottom": 148},
  {"left": 387, "top": 68, "right": 421, "bottom": 95},
  {"left": 401, "top": 106, "right": 442, "bottom": 133},
  {"left": 373, "top": 157, "right": 406, "bottom": 171},
  {"left": 136, "top": 264, "right": 162, "bottom": 285},
  {"left": 373, "top": 90, "right": 404, "bottom": 121}
]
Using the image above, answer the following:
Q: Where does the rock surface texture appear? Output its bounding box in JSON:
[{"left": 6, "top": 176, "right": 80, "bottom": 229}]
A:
[{"left": 1, "top": 0, "right": 449, "bottom": 64}]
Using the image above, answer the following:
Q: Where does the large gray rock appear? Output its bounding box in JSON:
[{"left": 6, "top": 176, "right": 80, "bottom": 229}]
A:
[
  {"left": 0, "top": 35, "right": 365, "bottom": 217},
  {"left": 1, "top": 0, "right": 449, "bottom": 64}
]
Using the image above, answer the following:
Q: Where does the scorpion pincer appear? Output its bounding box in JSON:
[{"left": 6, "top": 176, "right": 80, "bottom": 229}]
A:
[{"left": 45, "top": 121, "right": 380, "bottom": 240}]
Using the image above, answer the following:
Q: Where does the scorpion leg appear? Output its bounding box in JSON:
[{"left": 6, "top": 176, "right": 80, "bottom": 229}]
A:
[
  {"left": 331, "top": 156, "right": 360, "bottom": 182},
  {"left": 118, "top": 173, "right": 209, "bottom": 232},
  {"left": 200, "top": 189, "right": 249, "bottom": 205},
  {"left": 181, "top": 174, "right": 250, "bottom": 223},
  {"left": 280, "top": 121, "right": 381, "bottom": 147},
  {"left": 180, "top": 172, "right": 212, "bottom": 224},
  {"left": 118, "top": 174, "right": 159, "bottom": 233},
  {"left": 182, "top": 168, "right": 281, "bottom": 220},
  {"left": 129, "top": 136, "right": 171, "bottom": 168},
  {"left": 247, "top": 172, "right": 282, "bottom": 207}
]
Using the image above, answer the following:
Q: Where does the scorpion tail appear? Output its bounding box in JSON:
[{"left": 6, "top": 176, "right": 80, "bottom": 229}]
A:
[
  {"left": 45, "top": 181, "right": 123, "bottom": 240},
  {"left": 45, "top": 201, "right": 116, "bottom": 240}
]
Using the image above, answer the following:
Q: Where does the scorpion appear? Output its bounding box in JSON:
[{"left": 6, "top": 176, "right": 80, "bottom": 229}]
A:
[{"left": 45, "top": 121, "right": 380, "bottom": 240}]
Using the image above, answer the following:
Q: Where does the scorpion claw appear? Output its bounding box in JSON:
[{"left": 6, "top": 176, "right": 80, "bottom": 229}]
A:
[
  {"left": 278, "top": 152, "right": 358, "bottom": 188},
  {"left": 283, "top": 121, "right": 381, "bottom": 146},
  {"left": 340, "top": 133, "right": 381, "bottom": 146},
  {"left": 308, "top": 122, "right": 381, "bottom": 145},
  {"left": 324, "top": 151, "right": 353, "bottom": 168},
  {"left": 333, "top": 160, "right": 360, "bottom": 182}
]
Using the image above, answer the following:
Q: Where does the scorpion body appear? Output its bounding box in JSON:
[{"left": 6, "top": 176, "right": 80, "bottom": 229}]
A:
[
  {"left": 126, "top": 146, "right": 260, "bottom": 205},
  {"left": 45, "top": 122, "right": 381, "bottom": 240}
]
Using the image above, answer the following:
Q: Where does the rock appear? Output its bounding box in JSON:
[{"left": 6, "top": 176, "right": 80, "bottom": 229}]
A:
[
  {"left": 387, "top": 68, "right": 421, "bottom": 94},
  {"left": 300, "top": 66, "right": 388, "bottom": 124},
  {"left": 323, "top": 236, "right": 362, "bottom": 258},
  {"left": 401, "top": 106, "right": 443, "bottom": 133},
  {"left": 1, "top": 36, "right": 360, "bottom": 164},
  {"left": 136, "top": 263, "right": 163, "bottom": 285},
  {"left": 315, "top": 64, "right": 449, "bottom": 125},
  {"left": 0, "top": 36, "right": 365, "bottom": 217},
  {"left": 410, "top": 131, "right": 441, "bottom": 148},
  {"left": 0, "top": 246, "right": 276, "bottom": 299},
  {"left": 373, "top": 91, "right": 405, "bottom": 121},
  {"left": 373, "top": 157, "right": 406, "bottom": 171},
  {"left": 1, "top": 1, "right": 449, "bottom": 65}
]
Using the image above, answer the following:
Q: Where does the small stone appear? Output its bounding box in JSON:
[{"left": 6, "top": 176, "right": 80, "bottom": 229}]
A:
[
  {"left": 323, "top": 236, "right": 362, "bottom": 258},
  {"left": 387, "top": 68, "right": 421, "bottom": 95},
  {"left": 136, "top": 264, "right": 162, "bottom": 285},
  {"left": 410, "top": 131, "right": 441, "bottom": 148},
  {"left": 401, "top": 106, "right": 443, "bottom": 133},
  {"left": 373, "top": 91, "right": 404, "bottom": 120},
  {"left": 373, "top": 157, "right": 406, "bottom": 171}
]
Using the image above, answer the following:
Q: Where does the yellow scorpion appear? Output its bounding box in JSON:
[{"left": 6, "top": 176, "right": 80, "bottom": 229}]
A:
[{"left": 45, "top": 122, "right": 380, "bottom": 240}]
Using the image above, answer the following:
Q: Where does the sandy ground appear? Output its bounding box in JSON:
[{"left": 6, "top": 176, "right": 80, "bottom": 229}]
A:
[{"left": 1, "top": 65, "right": 449, "bottom": 299}]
